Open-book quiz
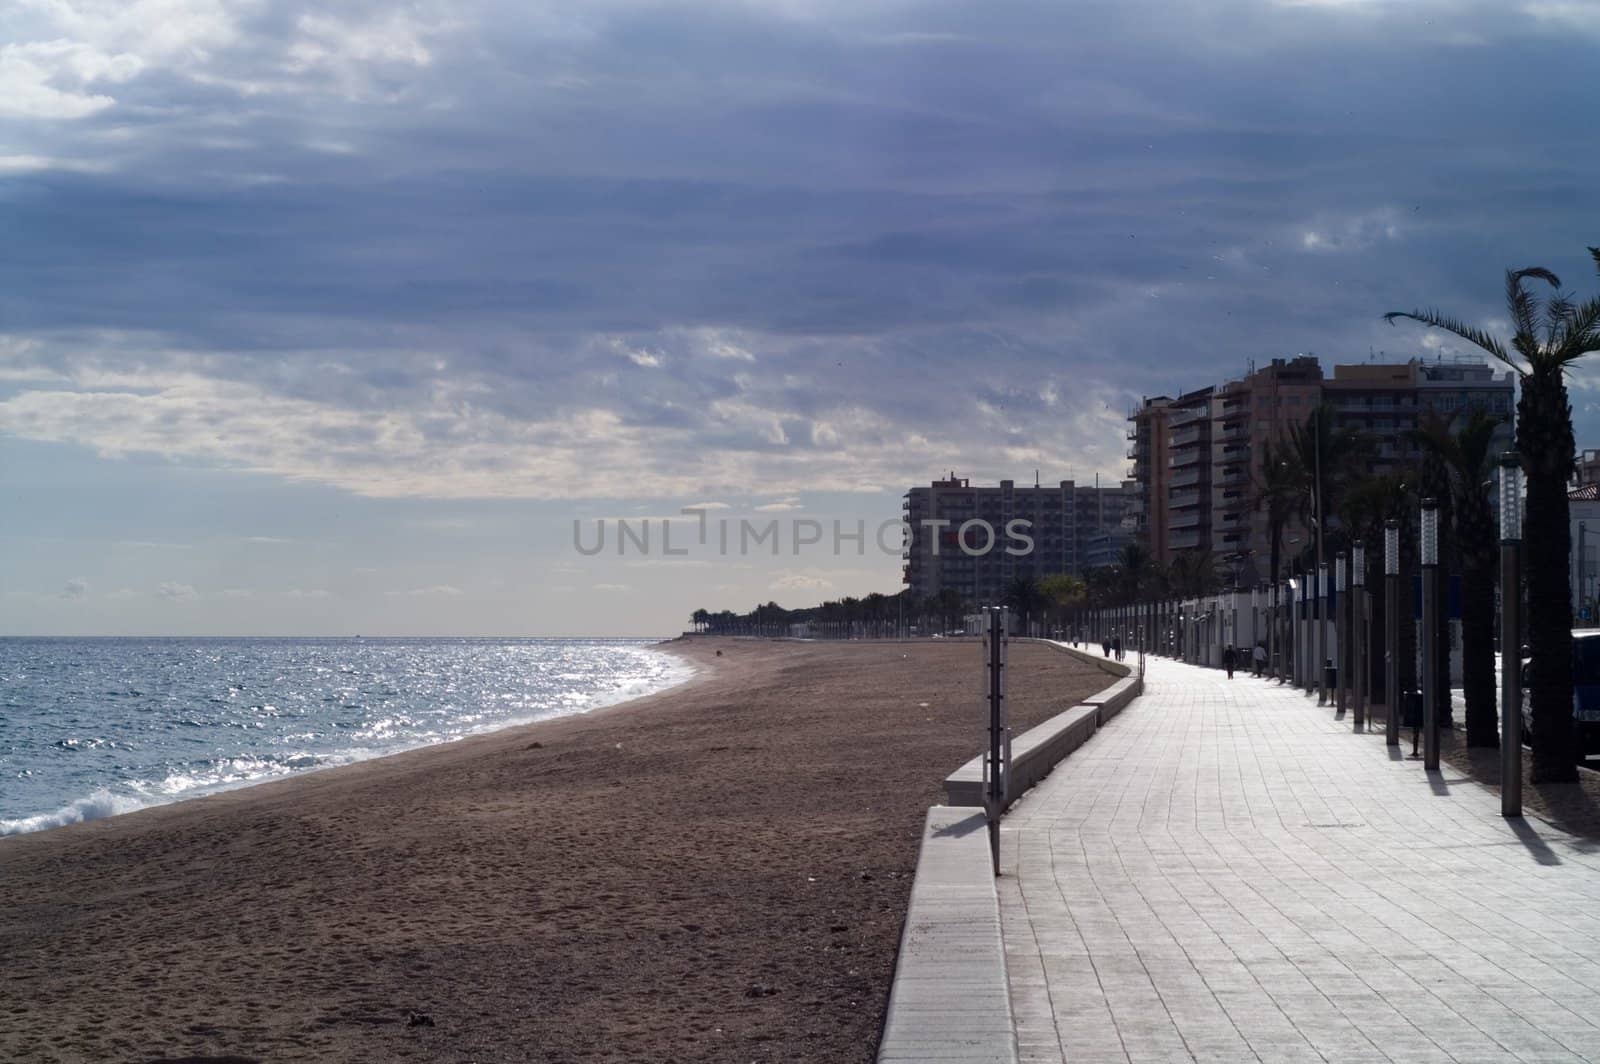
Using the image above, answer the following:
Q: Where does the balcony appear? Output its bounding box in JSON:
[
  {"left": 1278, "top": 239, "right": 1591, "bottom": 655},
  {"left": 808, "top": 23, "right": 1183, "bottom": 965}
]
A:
[
  {"left": 1170, "top": 509, "right": 1204, "bottom": 530},
  {"left": 1170, "top": 467, "right": 1204, "bottom": 488},
  {"left": 1171, "top": 425, "right": 1205, "bottom": 448},
  {"left": 1218, "top": 469, "right": 1248, "bottom": 488},
  {"left": 1220, "top": 423, "right": 1249, "bottom": 442},
  {"left": 1170, "top": 529, "right": 1202, "bottom": 550},
  {"left": 1169, "top": 404, "right": 1209, "bottom": 428},
  {"left": 1169, "top": 487, "right": 1202, "bottom": 508},
  {"left": 1169, "top": 446, "right": 1205, "bottom": 469}
]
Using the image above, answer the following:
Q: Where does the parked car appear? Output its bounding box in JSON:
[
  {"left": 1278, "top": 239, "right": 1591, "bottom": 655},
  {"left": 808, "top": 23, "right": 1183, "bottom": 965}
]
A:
[{"left": 1521, "top": 630, "right": 1600, "bottom": 754}]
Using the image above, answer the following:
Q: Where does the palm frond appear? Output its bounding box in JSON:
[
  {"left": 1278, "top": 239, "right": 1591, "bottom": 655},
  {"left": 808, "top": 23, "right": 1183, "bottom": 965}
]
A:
[
  {"left": 1507, "top": 268, "right": 1542, "bottom": 337},
  {"left": 1384, "top": 309, "right": 1521, "bottom": 374},
  {"left": 1555, "top": 294, "right": 1600, "bottom": 365}
]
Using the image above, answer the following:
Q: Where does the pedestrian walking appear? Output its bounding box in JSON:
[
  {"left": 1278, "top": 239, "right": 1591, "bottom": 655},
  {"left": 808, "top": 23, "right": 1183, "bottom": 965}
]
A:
[
  {"left": 1252, "top": 641, "right": 1267, "bottom": 678},
  {"left": 1223, "top": 644, "right": 1237, "bottom": 679},
  {"left": 1113, "top": 636, "right": 1123, "bottom": 662}
]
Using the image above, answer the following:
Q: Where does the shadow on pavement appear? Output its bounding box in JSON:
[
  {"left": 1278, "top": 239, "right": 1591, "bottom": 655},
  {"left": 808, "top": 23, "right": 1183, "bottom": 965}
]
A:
[{"left": 1507, "top": 816, "right": 1562, "bottom": 866}]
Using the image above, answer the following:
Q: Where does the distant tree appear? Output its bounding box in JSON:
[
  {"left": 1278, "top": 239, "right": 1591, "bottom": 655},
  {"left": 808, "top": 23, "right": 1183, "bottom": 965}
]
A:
[
  {"left": 935, "top": 588, "right": 966, "bottom": 635},
  {"left": 1039, "top": 573, "right": 1086, "bottom": 636},
  {"left": 1004, "top": 575, "right": 1047, "bottom": 636}
]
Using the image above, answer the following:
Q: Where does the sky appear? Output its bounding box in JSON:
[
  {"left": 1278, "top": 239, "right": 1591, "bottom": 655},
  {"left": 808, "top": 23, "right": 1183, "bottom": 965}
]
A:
[{"left": 3, "top": 0, "right": 1600, "bottom": 636}]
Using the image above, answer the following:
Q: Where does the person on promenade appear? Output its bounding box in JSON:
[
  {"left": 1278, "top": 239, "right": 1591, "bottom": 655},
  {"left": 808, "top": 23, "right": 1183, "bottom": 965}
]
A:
[
  {"left": 1222, "top": 644, "right": 1237, "bottom": 679},
  {"left": 1102, "top": 636, "right": 1111, "bottom": 657},
  {"left": 1252, "top": 641, "right": 1267, "bottom": 677},
  {"left": 1113, "top": 636, "right": 1123, "bottom": 662}
]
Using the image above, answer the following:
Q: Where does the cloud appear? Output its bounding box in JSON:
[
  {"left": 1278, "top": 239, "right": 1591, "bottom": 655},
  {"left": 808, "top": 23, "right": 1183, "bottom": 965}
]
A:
[
  {"left": 0, "top": 40, "right": 142, "bottom": 119},
  {"left": 386, "top": 584, "right": 462, "bottom": 597},
  {"left": 106, "top": 587, "right": 138, "bottom": 600},
  {"left": 59, "top": 577, "right": 89, "bottom": 599},
  {"left": 2, "top": 0, "right": 1600, "bottom": 509},
  {"left": 157, "top": 581, "right": 196, "bottom": 599},
  {"left": 770, "top": 572, "right": 833, "bottom": 592},
  {"left": 284, "top": 587, "right": 330, "bottom": 598},
  {"left": 221, "top": 587, "right": 254, "bottom": 598},
  {"left": 592, "top": 582, "right": 631, "bottom": 592},
  {"left": 755, "top": 496, "right": 803, "bottom": 512}
]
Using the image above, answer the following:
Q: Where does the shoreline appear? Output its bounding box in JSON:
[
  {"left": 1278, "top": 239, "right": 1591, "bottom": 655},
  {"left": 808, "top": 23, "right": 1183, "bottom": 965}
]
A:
[
  {"left": 0, "top": 636, "right": 1106, "bottom": 1063},
  {"left": 0, "top": 637, "right": 700, "bottom": 839}
]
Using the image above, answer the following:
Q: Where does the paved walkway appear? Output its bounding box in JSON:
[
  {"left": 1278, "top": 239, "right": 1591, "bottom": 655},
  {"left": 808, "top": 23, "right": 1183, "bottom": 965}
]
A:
[{"left": 999, "top": 654, "right": 1600, "bottom": 1063}]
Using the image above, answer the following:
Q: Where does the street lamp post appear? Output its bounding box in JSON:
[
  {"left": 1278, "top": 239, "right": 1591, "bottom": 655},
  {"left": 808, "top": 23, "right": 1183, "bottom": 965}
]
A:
[
  {"left": 1353, "top": 541, "right": 1367, "bottom": 731},
  {"left": 1501, "top": 454, "right": 1523, "bottom": 818},
  {"left": 1385, "top": 520, "right": 1401, "bottom": 747},
  {"left": 1317, "top": 561, "right": 1329, "bottom": 704},
  {"left": 1421, "top": 498, "right": 1441, "bottom": 771},
  {"left": 1336, "top": 552, "right": 1348, "bottom": 717}
]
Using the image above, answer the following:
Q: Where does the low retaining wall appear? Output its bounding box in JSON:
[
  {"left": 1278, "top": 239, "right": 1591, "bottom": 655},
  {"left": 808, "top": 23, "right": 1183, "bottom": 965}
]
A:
[
  {"left": 943, "top": 644, "right": 1142, "bottom": 809},
  {"left": 876, "top": 807, "right": 1017, "bottom": 1064},
  {"left": 878, "top": 642, "right": 1146, "bottom": 1063}
]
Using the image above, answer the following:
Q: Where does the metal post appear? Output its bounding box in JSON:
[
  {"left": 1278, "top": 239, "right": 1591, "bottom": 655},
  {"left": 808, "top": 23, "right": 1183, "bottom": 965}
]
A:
[
  {"left": 1421, "top": 498, "right": 1440, "bottom": 771},
  {"left": 1385, "top": 520, "right": 1401, "bottom": 747},
  {"left": 1353, "top": 541, "right": 1367, "bottom": 731},
  {"left": 1501, "top": 454, "right": 1523, "bottom": 817},
  {"left": 1316, "top": 562, "right": 1328, "bottom": 704},
  {"left": 984, "top": 607, "right": 1008, "bottom": 875},
  {"left": 1335, "top": 552, "right": 1347, "bottom": 716}
]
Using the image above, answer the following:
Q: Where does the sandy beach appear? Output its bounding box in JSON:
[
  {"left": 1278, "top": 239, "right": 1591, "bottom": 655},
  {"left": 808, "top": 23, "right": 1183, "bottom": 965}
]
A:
[{"left": 0, "top": 636, "right": 1111, "bottom": 1064}]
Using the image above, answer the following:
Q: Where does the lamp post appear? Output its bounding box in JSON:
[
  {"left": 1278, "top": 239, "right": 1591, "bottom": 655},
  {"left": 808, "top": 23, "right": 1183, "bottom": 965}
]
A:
[
  {"left": 1287, "top": 577, "right": 1298, "bottom": 688},
  {"left": 1501, "top": 454, "right": 1523, "bottom": 818},
  {"left": 1353, "top": 541, "right": 1367, "bottom": 731},
  {"left": 1335, "top": 552, "right": 1348, "bottom": 717},
  {"left": 1421, "top": 498, "right": 1441, "bottom": 771},
  {"left": 1385, "top": 520, "right": 1401, "bottom": 747},
  {"left": 1317, "top": 561, "right": 1329, "bottom": 704}
]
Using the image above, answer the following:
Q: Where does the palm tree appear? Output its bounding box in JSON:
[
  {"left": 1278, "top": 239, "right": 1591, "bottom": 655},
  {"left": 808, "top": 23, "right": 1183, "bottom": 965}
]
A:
[
  {"left": 1413, "top": 411, "right": 1504, "bottom": 745},
  {"left": 1004, "top": 575, "right": 1047, "bottom": 636},
  {"left": 1115, "top": 542, "right": 1153, "bottom": 604},
  {"left": 1255, "top": 436, "right": 1303, "bottom": 591},
  {"left": 1414, "top": 421, "right": 1456, "bottom": 728},
  {"left": 1339, "top": 472, "right": 1418, "bottom": 707},
  {"left": 934, "top": 587, "right": 965, "bottom": 635},
  {"left": 690, "top": 608, "right": 709, "bottom": 633},
  {"left": 1167, "top": 549, "right": 1224, "bottom": 598},
  {"left": 1039, "top": 572, "right": 1086, "bottom": 636},
  {"left": 1388, "top": 251, "right": 1600, "bottom": 782}
]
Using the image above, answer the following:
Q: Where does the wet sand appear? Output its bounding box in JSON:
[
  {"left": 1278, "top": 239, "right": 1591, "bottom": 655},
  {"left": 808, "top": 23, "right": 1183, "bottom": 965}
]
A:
[{"left": 0, "top": 636, "right": 1112, "bottom": 1063}]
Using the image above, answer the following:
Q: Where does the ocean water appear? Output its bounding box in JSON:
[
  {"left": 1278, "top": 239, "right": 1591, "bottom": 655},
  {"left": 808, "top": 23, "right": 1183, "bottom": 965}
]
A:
[{"left": 0, "top": 637, "right": 690, "bottom": 836}]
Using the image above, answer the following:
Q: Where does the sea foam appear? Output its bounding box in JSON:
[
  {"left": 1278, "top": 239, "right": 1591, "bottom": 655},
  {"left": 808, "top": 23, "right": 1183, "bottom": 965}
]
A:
[{"left": 0, "top": 788, "right": 149, "bottom": 836}]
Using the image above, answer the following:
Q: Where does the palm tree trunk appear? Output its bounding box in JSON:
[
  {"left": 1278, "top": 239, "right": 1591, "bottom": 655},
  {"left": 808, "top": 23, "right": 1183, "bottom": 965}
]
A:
[
  {"left": 1461, "top": 550, "right": 1499, "bottom": 747},
  {"left": 1522, "top": 370, "right": 1579, "bottom": 783}
]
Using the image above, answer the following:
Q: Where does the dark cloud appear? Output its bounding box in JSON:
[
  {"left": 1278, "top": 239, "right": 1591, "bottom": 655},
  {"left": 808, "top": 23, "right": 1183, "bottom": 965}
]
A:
[{"left": 3, "top": 0, "right": 1600, "bottom": 498}]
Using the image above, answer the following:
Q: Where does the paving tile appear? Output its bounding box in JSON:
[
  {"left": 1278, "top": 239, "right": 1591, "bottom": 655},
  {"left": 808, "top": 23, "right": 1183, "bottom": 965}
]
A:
[{"left": 1000, "top": 650, "right": 1600, "bottom": 1064}]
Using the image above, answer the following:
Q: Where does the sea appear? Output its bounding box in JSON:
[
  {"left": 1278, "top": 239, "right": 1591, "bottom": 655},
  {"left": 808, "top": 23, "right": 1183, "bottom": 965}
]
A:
[{"left": 0, "top": 637, "right": 691, "bottom": 836}]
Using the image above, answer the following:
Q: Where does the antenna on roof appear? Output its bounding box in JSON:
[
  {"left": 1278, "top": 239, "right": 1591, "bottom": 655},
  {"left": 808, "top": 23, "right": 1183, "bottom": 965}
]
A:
[{"left": 1035, "top": 469, "right": 1040, "bottom": 488}]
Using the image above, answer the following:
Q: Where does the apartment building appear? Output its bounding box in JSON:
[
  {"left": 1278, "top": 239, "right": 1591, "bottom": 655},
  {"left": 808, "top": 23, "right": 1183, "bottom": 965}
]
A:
[
  {"left": 901, "top": 474, "right": 1135, "bottom": 602},
  {"left": 1323, "top": 358, "right": 1514, "bottom": 472},
  {"left": 1129, "top": 356, "right": 1320, "bottom": 579},
  {"left": 1128, "top": 356, "right": 1514, "bottom": 586}
]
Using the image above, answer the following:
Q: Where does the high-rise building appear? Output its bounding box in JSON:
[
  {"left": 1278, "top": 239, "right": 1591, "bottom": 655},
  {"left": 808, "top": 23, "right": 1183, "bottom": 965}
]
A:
[
  {"left": 901, "top": 474, "right": 1134, "bottom": 602},
  {"left": 1127, "top": 356, "right": 1515, "bottom": 586},
  {"left": 1323, "top": 358, "right": 1514, "bottom": 472}
]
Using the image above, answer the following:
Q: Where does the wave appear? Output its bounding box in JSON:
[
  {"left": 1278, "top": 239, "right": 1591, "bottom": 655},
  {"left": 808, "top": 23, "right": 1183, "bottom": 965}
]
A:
[{"left": 0, "top": 788, "right": 149, "bottom": 836}]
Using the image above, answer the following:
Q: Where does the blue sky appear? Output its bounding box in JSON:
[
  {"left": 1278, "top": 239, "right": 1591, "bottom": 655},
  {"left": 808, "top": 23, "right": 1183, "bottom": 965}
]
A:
[{"left": 3, "top": 0, "right": 1600, "bottom": 635}]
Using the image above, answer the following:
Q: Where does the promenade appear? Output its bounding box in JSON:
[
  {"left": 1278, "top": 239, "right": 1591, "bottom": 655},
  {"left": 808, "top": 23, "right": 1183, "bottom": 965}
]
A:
[{"left": 998, "top": 655, "right": 1600, "bottom": 1063}]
